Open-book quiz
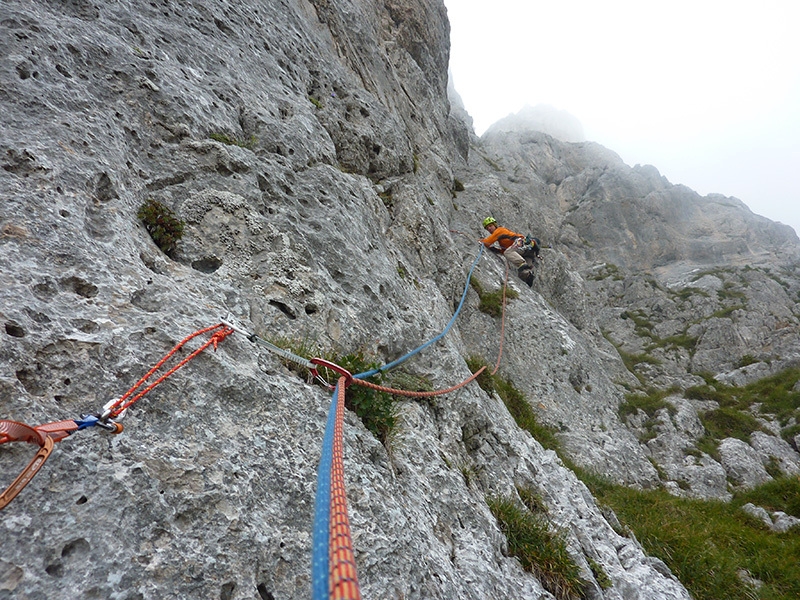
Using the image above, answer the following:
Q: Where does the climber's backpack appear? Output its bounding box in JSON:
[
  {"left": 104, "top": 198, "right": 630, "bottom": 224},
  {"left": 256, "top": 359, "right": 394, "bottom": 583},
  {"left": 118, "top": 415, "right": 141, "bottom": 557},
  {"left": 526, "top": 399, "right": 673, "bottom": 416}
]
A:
[{"left": 523, "top": 236, "right": 541, "bottom": 258}]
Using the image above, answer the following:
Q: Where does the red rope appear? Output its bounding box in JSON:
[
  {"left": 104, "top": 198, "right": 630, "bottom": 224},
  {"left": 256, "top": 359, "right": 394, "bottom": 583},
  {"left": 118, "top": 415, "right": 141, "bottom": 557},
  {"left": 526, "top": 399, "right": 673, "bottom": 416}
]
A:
[
  {"left": 317, "top": 253, "right": 511, "bottom": 597},
  {"left": 351, "top": 367, "right": 486, "bottom": 398},
  {"left": 327, "top": 257, "right": 509, "bottom": 399},
  {"left": 105, "top": 323, "right": 233, "bottom": 418},
  {"left": 329, "top": 377, "right": 361, "bottom": 600},
  {"left": 1, "top": 324, "right": 233, "bottom": 511}
]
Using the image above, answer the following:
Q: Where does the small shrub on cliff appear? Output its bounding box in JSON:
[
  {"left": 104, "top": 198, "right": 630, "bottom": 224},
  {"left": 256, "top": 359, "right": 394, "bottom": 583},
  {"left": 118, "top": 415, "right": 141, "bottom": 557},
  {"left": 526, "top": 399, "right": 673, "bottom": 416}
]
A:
[
  {"left": 323, "top": 352, "right": 398, "bottom": 445},
  {"left": 137, "top": 198, "right": 184, "bottom": 256}
]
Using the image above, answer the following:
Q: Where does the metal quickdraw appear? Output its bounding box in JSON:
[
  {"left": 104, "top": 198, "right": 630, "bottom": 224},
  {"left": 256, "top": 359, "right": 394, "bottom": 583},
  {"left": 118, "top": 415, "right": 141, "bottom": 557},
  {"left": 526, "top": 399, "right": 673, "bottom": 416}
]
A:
[{"left": 0, "top": 421, "right": 54, "bottom": 510}]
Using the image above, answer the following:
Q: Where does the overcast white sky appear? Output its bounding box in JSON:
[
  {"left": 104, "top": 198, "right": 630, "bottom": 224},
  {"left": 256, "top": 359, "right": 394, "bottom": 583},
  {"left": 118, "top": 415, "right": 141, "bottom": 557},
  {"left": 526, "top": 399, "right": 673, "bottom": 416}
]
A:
[{"left": 445, "top": 0, "right": 800, "bottom": 236}]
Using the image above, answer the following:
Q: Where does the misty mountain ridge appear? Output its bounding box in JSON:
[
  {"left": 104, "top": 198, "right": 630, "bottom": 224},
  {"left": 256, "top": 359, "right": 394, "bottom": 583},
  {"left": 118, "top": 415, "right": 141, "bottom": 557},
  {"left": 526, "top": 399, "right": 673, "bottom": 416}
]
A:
[
  {"left": 478, "top": 101, "right": 798, "bottom": 245},
  {"left": 484, "top": 103, "right": 586, "bottom": 143},
  {"left": 2, "top": 1, "right": 800, "bottom": 599},
  {"left": 466, "top": 103, "right": 800, "bottom": 274}
]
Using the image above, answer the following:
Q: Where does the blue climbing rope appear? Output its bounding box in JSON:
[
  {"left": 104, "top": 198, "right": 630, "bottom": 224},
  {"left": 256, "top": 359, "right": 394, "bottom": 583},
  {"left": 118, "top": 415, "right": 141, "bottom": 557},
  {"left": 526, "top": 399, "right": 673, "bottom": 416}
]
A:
[
  {"left": 355, "top": 244, "right": 484, "bottom": 379},
  {"left": 312, "top": 381, "right": 340, "bottom": 599}
]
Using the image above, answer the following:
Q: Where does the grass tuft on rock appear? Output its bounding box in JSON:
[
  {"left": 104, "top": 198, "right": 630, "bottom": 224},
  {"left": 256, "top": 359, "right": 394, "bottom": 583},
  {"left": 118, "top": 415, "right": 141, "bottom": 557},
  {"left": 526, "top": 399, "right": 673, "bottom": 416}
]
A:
[
  {"left": 466, "top": 355, "right": 561, "bottom": 453},
  {"left": 137, "top": 198, "right": 184, "bottom": 256},
  {"left": 488, "top": 493, "right": 585, "bottom": 600},
  {"left": 470, "top": 277, "right": 518, "bottom": 318}
]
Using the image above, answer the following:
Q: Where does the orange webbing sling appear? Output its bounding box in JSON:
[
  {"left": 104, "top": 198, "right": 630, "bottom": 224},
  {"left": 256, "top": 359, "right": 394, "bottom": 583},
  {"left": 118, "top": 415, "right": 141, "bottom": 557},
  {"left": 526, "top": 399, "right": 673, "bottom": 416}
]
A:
[{"left": 0, "top": 420, "right": 58, "bottom": 510}]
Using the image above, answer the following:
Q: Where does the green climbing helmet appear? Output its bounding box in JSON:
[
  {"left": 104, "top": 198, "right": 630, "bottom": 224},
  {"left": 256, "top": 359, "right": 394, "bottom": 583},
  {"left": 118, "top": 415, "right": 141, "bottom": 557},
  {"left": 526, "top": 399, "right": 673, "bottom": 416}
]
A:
[{"left": 482, "top": 216, "right": 497, "bottom": 228}]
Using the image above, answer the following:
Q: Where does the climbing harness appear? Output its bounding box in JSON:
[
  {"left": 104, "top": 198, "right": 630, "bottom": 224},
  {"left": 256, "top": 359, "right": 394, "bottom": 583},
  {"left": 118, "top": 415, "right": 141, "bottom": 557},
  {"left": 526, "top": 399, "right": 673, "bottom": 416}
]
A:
[{"left": 0, "top": 323, "right": 233, "bottom": 510}]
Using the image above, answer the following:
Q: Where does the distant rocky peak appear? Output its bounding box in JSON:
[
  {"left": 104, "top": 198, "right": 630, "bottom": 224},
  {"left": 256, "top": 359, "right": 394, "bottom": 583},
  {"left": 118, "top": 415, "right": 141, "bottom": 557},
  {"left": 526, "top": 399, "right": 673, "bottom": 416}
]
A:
[{"left": 484, "top": 103, "right": 586, "bottom": 142}]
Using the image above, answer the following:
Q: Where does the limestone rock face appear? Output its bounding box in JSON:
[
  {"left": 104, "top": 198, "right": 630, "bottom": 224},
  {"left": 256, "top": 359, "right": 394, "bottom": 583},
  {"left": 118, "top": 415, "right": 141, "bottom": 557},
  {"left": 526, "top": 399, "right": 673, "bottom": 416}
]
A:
[{"left": 1, "top": 0, "right": 798, "bottom": 599}]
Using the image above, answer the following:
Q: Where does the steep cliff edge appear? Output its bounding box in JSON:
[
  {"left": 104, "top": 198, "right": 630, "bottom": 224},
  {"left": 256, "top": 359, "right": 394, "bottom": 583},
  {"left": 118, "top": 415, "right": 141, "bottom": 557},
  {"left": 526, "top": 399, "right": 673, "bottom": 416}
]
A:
[{"left": 1, "top": 1, "right": 798, "bottom": 599}]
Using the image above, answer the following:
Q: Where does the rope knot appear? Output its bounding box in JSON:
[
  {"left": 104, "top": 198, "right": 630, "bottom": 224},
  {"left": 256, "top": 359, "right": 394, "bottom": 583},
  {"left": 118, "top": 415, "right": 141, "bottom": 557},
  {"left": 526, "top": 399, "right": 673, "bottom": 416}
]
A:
[{"left": 210, "top": 327, "right": 234, "bottom": 350}]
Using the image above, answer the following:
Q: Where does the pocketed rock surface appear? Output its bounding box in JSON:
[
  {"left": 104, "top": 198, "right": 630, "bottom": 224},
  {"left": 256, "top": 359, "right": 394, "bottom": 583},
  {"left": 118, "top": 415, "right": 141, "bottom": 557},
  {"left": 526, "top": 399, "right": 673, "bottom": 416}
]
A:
[{"left": 2, "top": 1, "right": 799, "bottom": 598}]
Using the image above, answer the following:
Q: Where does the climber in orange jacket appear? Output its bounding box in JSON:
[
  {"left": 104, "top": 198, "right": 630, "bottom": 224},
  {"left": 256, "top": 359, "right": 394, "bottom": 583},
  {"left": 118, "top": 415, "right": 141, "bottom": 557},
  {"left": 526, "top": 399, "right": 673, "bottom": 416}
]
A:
[{"left": 479, "top": 216, "right": 538, "bottom": 286}]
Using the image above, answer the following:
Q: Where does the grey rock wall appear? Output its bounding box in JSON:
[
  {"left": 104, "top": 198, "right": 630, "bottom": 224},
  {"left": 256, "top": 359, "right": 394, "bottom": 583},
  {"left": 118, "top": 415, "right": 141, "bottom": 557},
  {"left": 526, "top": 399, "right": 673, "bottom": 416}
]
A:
[{"left": 1, "top": 0, "right": 798, "bottom": 599}]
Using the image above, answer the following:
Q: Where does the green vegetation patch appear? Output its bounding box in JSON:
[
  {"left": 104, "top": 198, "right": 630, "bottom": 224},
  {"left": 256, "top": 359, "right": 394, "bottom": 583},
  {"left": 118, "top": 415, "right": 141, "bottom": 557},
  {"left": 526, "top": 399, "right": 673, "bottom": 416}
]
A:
[
  {"left": 617, "top": 347, "right": 660, "bottom": 376},
  {"left": 619, "top": 309, "right": 698, "bottom": 356},
  {"left": 209, "top": 132, "right": 257, "bottom": 149},
  {"left": 712, "top": 305, "right": 745, "bottom": 319},
  {"left": 690, "top": 267, "right": 734, "bottom": 282},
  {"left": 619, "top": 389, "right": 678, "bottom": 443},
  {"left": 320, "top": 352, "right": 398, "bottom": 445},
  {"left": 470, "top": 278, "right": 519, "bottom": 318},
  {"left": 620, "top": 309, "right": 655, "bottom": 338},
  {"left": 619, "top": 388, "right": 676, "bottom": 420},
  {"left": 466, "top": 356, "right": 561, "bottom": 452},
  {"left": 671, "top": 286, "right": 710, "bottom": 302},
  {"left": 646, "top": 332, "right": 698, "bottom": 354},
  {"left": 488, "top": 493, "right": 585, "bottom": 600},
  {"left": 264, "top": 339, "right": 402, "bottom": 445},
  {"left": 137, "top": 198, "right": 185, "bottom": 256},
  {"left": 686, "top": 367, "right": 800, "bottom": 438},
  {"left": 734, "top": 476, "right": 800, "bottom": 517},
  {"left": 699, "top": 406, "right": 763, "bottom": 442},
  {"left": 589, "top": 263, "right": 624, "bottom": 281},
  {"left": 587, "top": 557, "right": 613, "bottom": 590},
  {"left": 585, "top": 475, "right": 800, "bottom": 600},
  {"left": 735, "top": 354, "right": 759, "bottom": 369}
]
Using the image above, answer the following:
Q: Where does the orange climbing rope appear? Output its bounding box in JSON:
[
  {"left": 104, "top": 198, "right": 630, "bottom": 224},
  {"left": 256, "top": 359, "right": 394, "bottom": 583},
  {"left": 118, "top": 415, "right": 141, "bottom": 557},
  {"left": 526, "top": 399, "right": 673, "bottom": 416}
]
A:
[
  {"left": 328, "top": 377, "right": 361, "bottom": 600},
  {"left": 339, "top": 258, "right": 510, "bottom": 398},
  {"left": 350, "top": 367, "right": 485, "bottom": 398},
  {"left": 312, "top": 259, "right": 512, "bottom": 599},
  {"left": 0, "top": 323, "right": 233, "bottom": 510},
  {"left": 103, "top": 323, "right": 233, "bottom": 419}
]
